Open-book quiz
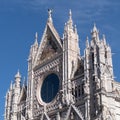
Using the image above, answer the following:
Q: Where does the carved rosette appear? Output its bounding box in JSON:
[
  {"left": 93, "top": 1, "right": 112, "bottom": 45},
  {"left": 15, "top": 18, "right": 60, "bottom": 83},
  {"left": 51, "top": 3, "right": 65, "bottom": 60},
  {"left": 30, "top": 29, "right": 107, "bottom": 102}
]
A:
[{"left": 32, "top": 57, "right": 63, "bottom": 118}]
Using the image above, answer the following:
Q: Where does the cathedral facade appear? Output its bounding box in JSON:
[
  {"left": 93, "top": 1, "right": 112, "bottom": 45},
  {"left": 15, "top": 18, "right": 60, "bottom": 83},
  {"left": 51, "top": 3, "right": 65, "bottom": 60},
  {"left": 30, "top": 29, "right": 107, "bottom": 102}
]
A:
[{"left": 4, "top": 10, "right": 120, "bottom": 120}]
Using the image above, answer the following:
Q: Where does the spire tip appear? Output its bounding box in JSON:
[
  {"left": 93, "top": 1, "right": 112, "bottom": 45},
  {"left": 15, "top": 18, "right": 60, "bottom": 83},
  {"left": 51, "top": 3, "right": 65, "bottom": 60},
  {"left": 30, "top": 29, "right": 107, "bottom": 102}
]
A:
[{"left": 48, "top": 9, "right": 53, "bottom": 23}]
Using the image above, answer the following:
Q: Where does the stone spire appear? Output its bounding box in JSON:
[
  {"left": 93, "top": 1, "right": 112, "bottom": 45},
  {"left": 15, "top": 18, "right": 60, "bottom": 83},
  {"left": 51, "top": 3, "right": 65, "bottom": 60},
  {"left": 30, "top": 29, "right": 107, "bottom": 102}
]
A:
[
  {"left": 10, "top": 81, "right": 13, "bottom": 90},
  {"left": 11, "top": 70, "right": 21, "bottom": 119},
  {"left": 67, "top": 9, "right": 73, "bottom": 29},
  {"left": 103, "top": 34, "right": 106, "bottom": 45},
  {"left": 74, "top": 24, "right": 78, "bottom": 34},
  {"left": 15, "top": 70, "right": 21, "bottom": 79},
  {"left": 69, "top": 9, "right": 72, "bottom": 21},
  {"left": 33, "top": 32, "right": 38, "bottom": 51},
  {"left": 93, "top": 23, "right": 97, "bottom": 32},
  {"left": 90, "top": 23, "right": 100, "bottom": 46},
  {"left": 34, "top": 32, "right": 38, "bottom": 46},
  {"left": 23, "top": 77, "right": 26, "bottom": 87},
  {"left": 15, "top": 70, "right": 21, "bottom": 88},
  {"left": 86, "top": 36, "right": 89, "bottom": 48},
  {"left": 28, "top": 32, "right": 39, "bottom": 61},
  {"left": 91, "top": 23, "right": 99, "bottom": 39}
]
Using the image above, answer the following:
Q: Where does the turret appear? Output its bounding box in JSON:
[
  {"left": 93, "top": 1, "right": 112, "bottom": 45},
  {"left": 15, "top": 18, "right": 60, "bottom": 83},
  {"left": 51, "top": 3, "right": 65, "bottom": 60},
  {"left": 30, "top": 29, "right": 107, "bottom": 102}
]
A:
[
  {"left": 27, "top": 32, "right": 39, "bottom": 120},
  {"left": 63, "top": 10, "right": 80, "bottom": 105},
  {"left": 28, "top": 32, "right": 38, "bottom": 61},
  {"left": 63, "top": 10, "right": 80, "bottom": 78},
  {"left": 84, "top": 24, "right": 115, "bottom": 118},
  {"left": 4, "top": 82, "right": 13, "bottom": 120},
  {"left": 4, "top": 91, "right": 11, "bottom": 120},
  {"left": 4, "top": 93, "right": 7, "bottom": 120},
  {"left": 12, "top": 70, "right": 21, "bottom": 120},
  {"left": 15, "top": 70, "right": 21, "bottom": 88},
  {"left": 91, "top": 23, "right": 100, "bottom": 46}
]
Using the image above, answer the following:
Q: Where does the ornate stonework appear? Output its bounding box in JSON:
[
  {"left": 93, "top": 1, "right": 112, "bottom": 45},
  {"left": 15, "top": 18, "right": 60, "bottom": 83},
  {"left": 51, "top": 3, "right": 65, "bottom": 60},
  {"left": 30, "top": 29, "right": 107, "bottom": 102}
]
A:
[{"left": 4, "top": 10, "right": 120, "bottom": 120}]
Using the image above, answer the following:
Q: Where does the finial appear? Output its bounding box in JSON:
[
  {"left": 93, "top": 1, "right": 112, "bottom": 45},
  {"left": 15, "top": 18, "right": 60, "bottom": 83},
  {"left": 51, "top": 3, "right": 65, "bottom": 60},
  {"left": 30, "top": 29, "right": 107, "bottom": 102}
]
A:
[
  {"left": 67, "top": 9, "right": 73, "bottom": 29},
  {"left": 35, "top": 32, "right": 38, "bottom": 40},
  {"left": 93, "top": 23, "right": 97, "bottom": 32},
  {"left": 74, "top": 25, "right": 77, "bottom": 33},
  {"left": 69, "top": 9, "right": 72, "bottom": 20},
  {"left": 86, "top": 36, "right": 89, "bottom": 48},
  {"left": 103, "top": 34, "right": 106, "bottom": 44},
  {"left": 34, "top": 32, "right": 38, "bottom": 46},
  {"left": 23, "top": 77, "right": 26, "bottom": 87},
  {"left": 48, "top": 9, "right": 53, "bottom": 23},
  {"left": 10, "top": 81, "right": 13, "bottom": 90},
  {"left": 103, "top": 34, "right": 106, "bottom": 40},
  {"left": 15, "top": 69, "right": 21, "bottom": 78},
  {"left": 91, "top": 23, "right": 100, "bottom": 41}
]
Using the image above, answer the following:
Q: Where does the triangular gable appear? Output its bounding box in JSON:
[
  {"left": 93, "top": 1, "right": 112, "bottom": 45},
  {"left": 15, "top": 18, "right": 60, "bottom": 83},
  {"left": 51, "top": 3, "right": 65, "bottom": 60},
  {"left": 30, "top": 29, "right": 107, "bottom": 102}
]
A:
[
  {"left": 41, "top": 112, "right": 50, "bottom": 120},
  {"left": 48, "top": 22, "right": 62, "bottom": 48},
  {"left": 34, "top": 22, "right": 62, "bottom": 67},
  {"left": 65, "top": 104, "right": 84, "bottom": 120}
]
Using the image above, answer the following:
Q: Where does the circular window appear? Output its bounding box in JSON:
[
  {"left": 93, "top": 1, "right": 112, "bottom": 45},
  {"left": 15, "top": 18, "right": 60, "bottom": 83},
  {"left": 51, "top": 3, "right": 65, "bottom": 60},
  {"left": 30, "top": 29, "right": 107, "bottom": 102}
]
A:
[{"left": 41, "top": 73, "right": 59, "bottom": 103}]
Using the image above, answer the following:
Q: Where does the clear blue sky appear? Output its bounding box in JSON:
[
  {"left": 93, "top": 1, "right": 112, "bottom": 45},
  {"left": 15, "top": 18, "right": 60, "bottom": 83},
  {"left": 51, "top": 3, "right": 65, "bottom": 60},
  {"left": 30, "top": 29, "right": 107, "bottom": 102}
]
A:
[{"left": 0, "top": 0, "right": 120, "bottom": 119}]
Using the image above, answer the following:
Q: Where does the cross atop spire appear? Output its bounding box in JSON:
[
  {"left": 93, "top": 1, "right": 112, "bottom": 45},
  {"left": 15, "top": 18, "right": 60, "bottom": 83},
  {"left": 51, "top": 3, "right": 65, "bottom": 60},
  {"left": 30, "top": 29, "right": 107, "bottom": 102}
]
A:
[{"left": 48, "top": 9, "right": 53, "bottom": 23}]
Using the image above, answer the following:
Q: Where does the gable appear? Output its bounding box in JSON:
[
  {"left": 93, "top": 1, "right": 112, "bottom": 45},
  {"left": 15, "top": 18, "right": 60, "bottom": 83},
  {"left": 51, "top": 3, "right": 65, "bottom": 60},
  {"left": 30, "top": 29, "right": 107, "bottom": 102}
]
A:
[
  {"left": 34, "top": 22, "right": 62, "bottom": 67},
  {"left": 40, "top": 29, "right": 59, "bottom": 61},
  {"left": 65, "top": 104, "right": 84, "bottom": 120},
  {"left": 41, "top": 112, "right": 50, "bottom": 120}
]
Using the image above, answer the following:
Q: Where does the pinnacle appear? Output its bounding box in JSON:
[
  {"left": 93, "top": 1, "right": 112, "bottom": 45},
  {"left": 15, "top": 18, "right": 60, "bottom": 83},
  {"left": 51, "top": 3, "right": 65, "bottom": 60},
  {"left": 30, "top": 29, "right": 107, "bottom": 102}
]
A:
[
  {"left": 35, "top": 32, "right": 38, "bottom": 40},
  {"left": 34, "top": 32, "right": 38, "bottom": 45},
  {"left": 23, "top": 77, "right": 26, "bottom": 87},
  {"left": 15, "top": 69, "right": 21, "bottom": 78},
  {"left": 10, "top": 81, "right": 13, "bottom": 90},
  {"left": 86, "top": 36, "right": 89, "bottom": 48},
  {"left": 103, "top": 34, "right": 106, "bottom": 44},
  {"left": 67, "top": 9, "right": 73, "bottom": 29},
  {"left": 93, "top": 23, "right": 98, "bottom": 32},
  {"left": 69, "top": 9, "right": 72, "bottom": 20}
]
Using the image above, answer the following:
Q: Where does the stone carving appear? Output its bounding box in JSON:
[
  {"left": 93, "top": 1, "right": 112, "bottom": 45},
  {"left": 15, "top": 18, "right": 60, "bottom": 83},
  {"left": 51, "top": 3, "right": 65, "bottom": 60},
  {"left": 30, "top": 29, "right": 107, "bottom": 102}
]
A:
[
  {"left": 84, "top": 83, "right": 89, "bottom": 95},
  {"left": 5, "top": 10, "right": 120, "bottom": 120},
  {"left": 95, "top": 78, "right": 100, "bottom": 89},
  {"left": 40, "top": 39, "right": 58, "bottom": 61}
]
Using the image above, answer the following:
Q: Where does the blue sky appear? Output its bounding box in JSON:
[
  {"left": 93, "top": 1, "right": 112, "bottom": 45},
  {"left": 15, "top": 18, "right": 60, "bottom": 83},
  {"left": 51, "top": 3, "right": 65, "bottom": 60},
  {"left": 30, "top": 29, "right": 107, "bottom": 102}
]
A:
[{"left": 0, "top": 0, "right": 120, "bottom": 119}]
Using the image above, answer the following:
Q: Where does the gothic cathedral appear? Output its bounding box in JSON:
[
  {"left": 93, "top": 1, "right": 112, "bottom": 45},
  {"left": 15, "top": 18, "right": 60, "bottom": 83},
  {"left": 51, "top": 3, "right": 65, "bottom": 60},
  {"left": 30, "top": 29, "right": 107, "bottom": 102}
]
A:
[{"left": 4, "top": 10, "right": 120, "bottom": 120}]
